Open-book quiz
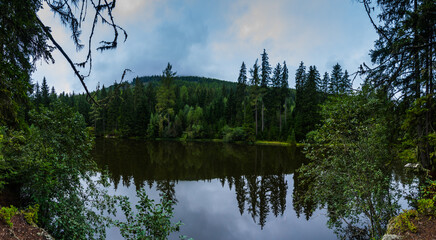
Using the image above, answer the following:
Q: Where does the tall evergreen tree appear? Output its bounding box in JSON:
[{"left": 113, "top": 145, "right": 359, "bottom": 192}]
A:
[
  {"left": 340, "top": 70, "right": 351, "bottom": 94},
  {"left": 260, "top": 49, "right": 272, "bottom": 133},
  {"left": 360, "top": 0, "right": 436, "bottom": 170},
  {"left": 329, "top": 63, "right": 343, "bottom": 95},
  {"left": 321, "top": 72, "right": 330, "bottom": 95},
  {"left": 250, "top": 59, "right": 261, "bottom": 136},
  {"left": 260, "top": 49, "right": 272, "bottom": 88},
  {"left": 34, "top": 82, "right": 42, "bottom": 107},
  {"left": 272, "top": 63, "right": 282, "bottom": 89},
  {"left": 156, "top": 63, "right": 176, "bottom": 136},
  {"left": 280, "top": 62, "right": 289, "bottom": 132},
  {"left": 41, "top": 77, "right": 50, "bottom": 107},
  {"left": 50, "top": 86, "right": 57, "bottom": 102},
  {"left": 294, "top": 62, "right": 307, "bottom": 140},
  {"left": 236, "top": 62, "right": 248, "bottom": 124}
]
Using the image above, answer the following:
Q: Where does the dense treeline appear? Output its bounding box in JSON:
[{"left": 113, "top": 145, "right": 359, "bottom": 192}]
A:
[{"left": 40, "top": 50, "right": 353, "bottom": 143}]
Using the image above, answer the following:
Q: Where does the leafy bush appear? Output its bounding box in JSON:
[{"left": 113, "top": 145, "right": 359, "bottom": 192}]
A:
[
  {"left": 10, "top": 102, "right": 117, "bottom": 239},
  {"left": 0, "top": 205, "right": 17, "bottom": 228},
  {"left": 221, "top": 126, "right": 247, "bottom": 142},
  {"left": 417, "top": 198, "right": 435, "bottom": 215},
  {"left": 392, "top": 209, "right": 418, "bottom": 233},
  {"left": 295, "top": 90, "right": 401, "bottom": 239},
  {"left": 21, "top": 204, "right": 39, "bottom": 225},
  {"left": 112, "top": 188, "right": 183, "bottom": 239}
]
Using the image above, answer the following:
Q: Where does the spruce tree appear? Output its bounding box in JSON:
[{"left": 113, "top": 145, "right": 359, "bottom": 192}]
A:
[
  {"left": 294, "top": 62, "right": 306, "bottom": 140},
  {"left": 280, "top": 62, "right": 289, "bottom": 132},
  {"left": 272, "top": 63, "right": 282, "bottom": 131},
  {"left": 360, "top": 0, "right": 436, "bottom": 170},
  {"left": 260, "top": 49, "right": 271, "bottom": 88},
  {"left": 272, "top": 63, "right": 282, "bottom": 89},
  {"left": 156, "top": 63, "right": 176, "bottom": 136},
  {"left": 329, "top": 63, "right": 343, "bottom": 95},
  {"left": 34, "top": 82, "right": 42, "bottom": 107},
  {"left": 340, "top": 70, "right": 351, "bottom": 94},
  {"left": 41, "top": 77, "right": 50, "bottom": 107},
  {"left": 249, "top": 59, "right": 261, "bottom": 136},
  {"left": 321, "top": 72, "right": 330, "bottom": 95}
]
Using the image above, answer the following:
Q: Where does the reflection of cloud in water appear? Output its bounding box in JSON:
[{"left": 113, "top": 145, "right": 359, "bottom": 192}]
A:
[{"left": 170, "top": 176, "right": 336, "bottom": 240}]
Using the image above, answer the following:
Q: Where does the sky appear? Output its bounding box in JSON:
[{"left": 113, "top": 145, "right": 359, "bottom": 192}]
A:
[{"left": 32, "top": 0, "right": 378, "bottom": 94}]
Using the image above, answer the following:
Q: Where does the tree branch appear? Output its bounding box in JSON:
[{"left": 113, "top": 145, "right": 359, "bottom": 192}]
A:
[{"left": 36, "top": 15, "right": 98, "bottom": 105}]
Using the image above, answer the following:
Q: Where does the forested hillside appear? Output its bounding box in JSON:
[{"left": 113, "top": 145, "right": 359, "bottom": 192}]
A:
[{"left": 34, "top": 50, "right": 354, "bottom": 143}]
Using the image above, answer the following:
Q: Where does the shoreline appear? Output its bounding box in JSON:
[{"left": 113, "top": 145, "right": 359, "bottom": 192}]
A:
[{"left": 102, "top": 135, "right": 304, "bottom": 147}]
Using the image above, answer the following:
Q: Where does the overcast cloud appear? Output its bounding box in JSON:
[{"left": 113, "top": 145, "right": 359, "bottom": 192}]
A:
[{"left": 32, "top": 0, "right": 378, "bottom": 94}]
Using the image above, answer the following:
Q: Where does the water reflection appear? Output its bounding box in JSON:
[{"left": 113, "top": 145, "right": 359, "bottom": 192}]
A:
[{"left": 93, "top": 139, "right": 302, "bottom": 230}]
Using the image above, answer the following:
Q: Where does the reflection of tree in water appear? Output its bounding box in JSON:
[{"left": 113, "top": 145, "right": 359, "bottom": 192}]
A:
[
  {"left": 292, "top": 170, "right": 315, "bottom": 220},
  {"left": 94, "top": 139, "right": 302, "bottom": 229},
  {"left": 222, "top": 174, "right": 288, "bottom": 229},
  {"left": 156, "top": 179, "right": 177, "bottom": 203}
]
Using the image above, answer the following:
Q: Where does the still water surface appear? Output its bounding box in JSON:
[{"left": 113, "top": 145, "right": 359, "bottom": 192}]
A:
[{"left": 93, "top": 139, "right": 414, "bottom": 240}]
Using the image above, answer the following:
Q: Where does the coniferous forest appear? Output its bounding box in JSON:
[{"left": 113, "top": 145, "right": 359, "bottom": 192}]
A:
[{"left": 36, "top": 50, "right": 352, "bottom": 143}]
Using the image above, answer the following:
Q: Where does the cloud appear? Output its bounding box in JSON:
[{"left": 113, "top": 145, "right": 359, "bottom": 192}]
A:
[{"left": 32, "top": 0, "right": 378, "bottom": 93}]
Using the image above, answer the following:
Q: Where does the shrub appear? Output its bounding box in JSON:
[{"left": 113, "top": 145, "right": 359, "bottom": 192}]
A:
[
  {"left": 21, "top": 204, "right": 39, "bottom": 225},
  {"left": 417, "top": 198, "right": 435, "bottom": 216},
  {"left": 222, "top": 126, "right": 247, "bottom": 142},
  {"left": 0, "top": 205, "right": 18, "bottom": 228},
  {"left": 112, "top": 188, "right": 183, "bottom": 239},
  {"left": 393, "top": 209, "right": 418, "bottom": 233}
]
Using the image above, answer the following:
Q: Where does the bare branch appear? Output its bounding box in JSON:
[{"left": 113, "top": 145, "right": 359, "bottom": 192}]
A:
[{"left": 36, "top": 15, "right": 98, "bottom": 105}]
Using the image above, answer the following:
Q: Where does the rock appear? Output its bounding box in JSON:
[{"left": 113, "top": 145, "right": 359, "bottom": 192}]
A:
[
  {"left": 404, "top": 163, "right": 419, "bottom": 168},
  {"left": 382, "top": 234, "right": 402, "bottom": 240}
]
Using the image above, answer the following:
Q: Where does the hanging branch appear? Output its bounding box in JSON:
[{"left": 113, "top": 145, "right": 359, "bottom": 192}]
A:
[
  {"left": 39, "top": 0, "right": 128, "bottom": 105},
  {"left": 36, "top": 15, "right": 98, "bottom": 105}
]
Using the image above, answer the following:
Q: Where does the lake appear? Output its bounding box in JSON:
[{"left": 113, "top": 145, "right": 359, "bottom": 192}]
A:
[{"left": 93, "top": 139, "right": 416, "bottom": 240}]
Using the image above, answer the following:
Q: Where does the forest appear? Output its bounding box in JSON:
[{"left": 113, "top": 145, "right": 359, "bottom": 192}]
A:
[{"left": 34, "top": 50, "right": 352, "bottom": 143}]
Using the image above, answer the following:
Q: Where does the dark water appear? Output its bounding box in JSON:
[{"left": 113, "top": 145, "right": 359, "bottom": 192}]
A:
[{"left": 93, "top": 139, "right": 415, "bottom": 240}]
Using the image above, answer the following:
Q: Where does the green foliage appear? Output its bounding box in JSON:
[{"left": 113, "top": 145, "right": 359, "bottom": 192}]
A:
[
  {"left": 21, "top": 204, "right": 39, "bottom": 225},
  {"left": 392, "top": 209, "right": 418, "bottom": 233},
  {"left": 0, "top": 205, "right": 18, "bottom": 228},
  {"left": 417, "top": 198, "right": 435, "bottom": 215},
  {"left": 222, "top": 126, "right": 247, "bottom": 142},
  {"left": 0, "top": 205, "right": 39, "bottom": 228},
  {"left": 294, "top": 89, "right": 400, "bottom": 239},
  {"left": 401, "top": 95, "right": 436, "bottom": 170},
  {"left": 420, "top": 179, "right": 436, "bottom": 200},
  {"left": 112, "top": 188, "right": 183, "bottom": 240},
  {"left": 4, "top": 101, "right": 118, "bottom": 240}
]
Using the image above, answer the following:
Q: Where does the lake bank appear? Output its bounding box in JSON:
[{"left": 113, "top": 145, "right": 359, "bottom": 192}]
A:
[{"left": 104, "top": 135, "right": 305, "bottom": 147}]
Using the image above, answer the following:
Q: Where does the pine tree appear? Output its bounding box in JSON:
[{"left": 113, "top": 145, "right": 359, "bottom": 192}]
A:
[
  {"left": 156, "top": 63, "right": 176, "bottom": 136},
  {"left": 34, "top": 82, "right": 42, "bottom": 107},
  {"left": 329, "top": 63, "right": 343, "bottom": 95},
  {"left": 260, "top": 49, "right": 272, "bottom": 88},
  {"left": 360, "top": 0, "right": 436, "bottom": 170},
  {"left": 272, "top": 63, "right": 282, "bottom": 131},
  {"left": 260, "top": 49, "right": 271, "bottom": 133},
  {"left": 340, "top": 70, "right": 351, "bottom": 94},
  {"left": 249, "top": 59, "right": 261, "bottom": 136},
  {"left": 280, "top": 62, "right": 289, "bottom": 132},
  {"left": 50, "top": 86, "right": 57, "bottom": 103},
  {"left": 321, "top": 72, "right": 330, "bottom": 95},
  {"left": 272, "top": 63, "right": 282, "bottom": 89},
  {"left": 41, "top": 77, "right": 50, "bottom": 107},
  {"left": 236, "top": 62, "right": 248, "bottom": 125},
  {"left": 294, "top": 62, "right": 306, "bottom": 140}
]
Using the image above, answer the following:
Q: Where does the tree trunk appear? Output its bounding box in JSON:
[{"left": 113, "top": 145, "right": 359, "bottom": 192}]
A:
[
  {"left": 255, "top": 102, "right": 258, "bottom": 136},
  {"left": 279, "top": 106, "right": 282, "bottom": 132},
  {"left": 261, "top": 101, "right": 264, "bottom": 132},
  {"left": 284, "top": 103, "right": 287, "bottom": 124}
]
